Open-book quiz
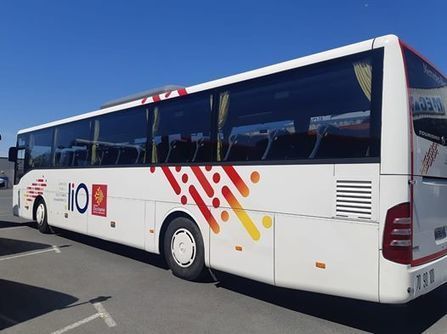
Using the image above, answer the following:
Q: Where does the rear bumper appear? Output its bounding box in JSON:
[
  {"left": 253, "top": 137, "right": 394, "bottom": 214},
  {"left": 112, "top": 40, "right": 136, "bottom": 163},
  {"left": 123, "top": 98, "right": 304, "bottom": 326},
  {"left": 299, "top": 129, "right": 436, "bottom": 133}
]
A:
[
  {"left": 379, "top": 252, "right": 447, "bottom": 303},
  {"left": 408, "top": 253, "right": 447, "bottom": 300}
]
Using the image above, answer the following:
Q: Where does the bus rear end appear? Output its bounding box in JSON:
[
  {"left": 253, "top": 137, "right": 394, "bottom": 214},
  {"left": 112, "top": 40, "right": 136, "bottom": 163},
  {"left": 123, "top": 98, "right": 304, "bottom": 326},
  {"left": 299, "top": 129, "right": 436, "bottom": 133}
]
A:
[
  {"left": 406, "top": 45, "right": 447, "bottom": 295},
  {"left": 380, "top": 40, "right": 447, "bottom": 303}
]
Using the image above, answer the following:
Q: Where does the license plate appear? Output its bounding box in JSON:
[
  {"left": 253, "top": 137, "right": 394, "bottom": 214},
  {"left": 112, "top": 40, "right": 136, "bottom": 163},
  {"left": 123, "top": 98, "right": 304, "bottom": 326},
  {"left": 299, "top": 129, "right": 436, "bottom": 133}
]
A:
[{"left": 415, "top": 269, "right": 435, "bottom": 292}]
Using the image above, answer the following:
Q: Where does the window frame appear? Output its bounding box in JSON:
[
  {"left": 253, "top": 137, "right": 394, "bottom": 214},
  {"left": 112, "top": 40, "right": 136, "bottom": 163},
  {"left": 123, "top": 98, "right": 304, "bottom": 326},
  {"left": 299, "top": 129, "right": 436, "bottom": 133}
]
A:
[
  {"left": 90, "top": 105, "right": 149, "bottom": 167},
  {"left": 15, "top": 48, "right": 384, "bottom": 179},
  {"left": 25, "top": 127, "right": 55, "bottom": 172},
  {"left": 148, "top": 91, "right": 215, "bottom": 164},
  {"left": 403, "top": 47, "right": 447, "bottom": 146},
  {"left": 207, "top": 48, "right": 384, "bottom": 165},
  {"left": 53, "top": 118, "right": 94, "bottom": 168}
]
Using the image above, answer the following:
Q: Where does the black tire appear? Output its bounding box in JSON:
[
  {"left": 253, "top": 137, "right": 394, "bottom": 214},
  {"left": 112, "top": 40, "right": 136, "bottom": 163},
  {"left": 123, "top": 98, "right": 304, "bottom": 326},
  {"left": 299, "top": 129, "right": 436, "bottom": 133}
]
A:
[
  {"left": 164, "top": 217, "right": 205, "bottom": 281},
  {"left": 35, "top": 198, "right": 52, "bottom": 234}
]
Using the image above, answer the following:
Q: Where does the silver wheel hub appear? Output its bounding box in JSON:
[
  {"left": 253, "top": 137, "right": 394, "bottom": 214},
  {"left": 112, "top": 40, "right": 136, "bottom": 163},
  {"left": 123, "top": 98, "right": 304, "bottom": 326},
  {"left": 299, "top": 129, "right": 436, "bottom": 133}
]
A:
[
  {"left": 36, "top": 203, "right": 45, "bottom": 225},
  {"left": 171, "top": 228, "right": 196, "bottom": 268}
]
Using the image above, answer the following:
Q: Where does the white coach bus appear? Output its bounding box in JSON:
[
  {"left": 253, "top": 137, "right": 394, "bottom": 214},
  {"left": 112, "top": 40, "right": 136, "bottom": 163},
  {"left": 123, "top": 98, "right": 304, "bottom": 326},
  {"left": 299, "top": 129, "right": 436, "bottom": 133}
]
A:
[{"left": 8, "top": 35, "right": 447, "bottom": 303}]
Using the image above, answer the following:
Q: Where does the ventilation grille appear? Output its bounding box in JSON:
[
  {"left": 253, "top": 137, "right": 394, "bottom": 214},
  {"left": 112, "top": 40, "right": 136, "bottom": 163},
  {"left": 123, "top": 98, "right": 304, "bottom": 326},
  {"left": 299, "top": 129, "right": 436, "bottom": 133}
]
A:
[{"left": 336, "top": 180, "right": 372, "bottom": 219}]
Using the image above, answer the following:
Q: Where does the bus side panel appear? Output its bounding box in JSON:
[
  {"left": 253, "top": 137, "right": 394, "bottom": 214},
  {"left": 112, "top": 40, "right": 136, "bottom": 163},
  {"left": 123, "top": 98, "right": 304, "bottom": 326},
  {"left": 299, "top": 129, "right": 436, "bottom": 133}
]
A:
[
  {"left": 49, "top": 174, "right": 88, "bottom": 234},
  {"left": 208, "top": 164, "right": 333, "bottom": 285},
  {"left": 275, "top": 163, "right": 380, "bottom": 301},
  {"left": 144, "top": 201, "right": 156, "bottom": 253},
  {"left": 210, "top": 208, "right": 274, "bottom": 285},
  {"left": 12, "top": 185, "right": 19, "bottom": 216},
  {"left": 13, "top": 171, "right": 41, "bottom": 221},
  {"left": 88, "top": 197, "right": 146, "bottom": 249},
  {"left": 275, "top": 215, "right": 379, "bottom": 302},
  {"left": 374, "top": 36, "right": 413, "bottom": 303},
  {"left": 374, "top": 35, "right": 410, "bottom": 176},
  {"left": 378, "top": 175, "right": 411, "bottom": 303}
]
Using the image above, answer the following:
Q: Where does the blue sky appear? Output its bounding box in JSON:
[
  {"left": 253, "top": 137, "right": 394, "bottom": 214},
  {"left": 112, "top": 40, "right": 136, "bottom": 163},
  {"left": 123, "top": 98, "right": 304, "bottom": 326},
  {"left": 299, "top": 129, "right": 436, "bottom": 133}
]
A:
[{"left": 1, "top": 0, "right": 446, "bottom": 156}]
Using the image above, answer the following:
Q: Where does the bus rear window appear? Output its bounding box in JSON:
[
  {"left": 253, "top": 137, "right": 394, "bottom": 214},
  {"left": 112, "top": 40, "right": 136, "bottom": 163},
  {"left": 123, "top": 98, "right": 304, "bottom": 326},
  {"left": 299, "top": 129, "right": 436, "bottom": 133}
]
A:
[{"left": 404, "top": 48, "right": 447, "bottom": 144}]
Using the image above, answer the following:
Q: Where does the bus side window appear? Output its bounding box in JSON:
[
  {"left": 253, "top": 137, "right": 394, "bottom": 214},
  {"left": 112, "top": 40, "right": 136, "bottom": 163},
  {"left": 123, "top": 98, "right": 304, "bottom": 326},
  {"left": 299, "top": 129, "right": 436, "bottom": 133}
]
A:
[
  {"left": 28, "top": 128, "right": 54, "bottom": 169},
  {"left": 54, "top": 119, "right": 92, "bottom": 167},
  {"left": 217, "top": 52, "right": 377, "bottom": 162},
  {"left": 151, "top": 93, "right": 212, "bottom": 164},
  {"left": 93, "top": 106, "right": 147, "bottom": 166}
]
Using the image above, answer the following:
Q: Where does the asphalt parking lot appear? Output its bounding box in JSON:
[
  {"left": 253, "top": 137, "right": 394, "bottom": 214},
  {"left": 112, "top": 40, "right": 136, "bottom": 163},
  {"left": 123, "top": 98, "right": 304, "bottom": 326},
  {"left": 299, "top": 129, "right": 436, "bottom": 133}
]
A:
[{"left": 1, "top": 189, "right": 446, "bottom": 334}]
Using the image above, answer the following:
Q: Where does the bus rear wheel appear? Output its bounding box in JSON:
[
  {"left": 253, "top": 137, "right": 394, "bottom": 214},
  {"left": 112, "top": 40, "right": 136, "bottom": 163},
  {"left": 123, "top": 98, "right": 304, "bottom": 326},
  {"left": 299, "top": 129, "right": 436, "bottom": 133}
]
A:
[
  {"left": 35, "top": 199, "right": 52, "bottom": 234},
  {"left": 164, "top": 217, "right": 205, "bottom": 281}
]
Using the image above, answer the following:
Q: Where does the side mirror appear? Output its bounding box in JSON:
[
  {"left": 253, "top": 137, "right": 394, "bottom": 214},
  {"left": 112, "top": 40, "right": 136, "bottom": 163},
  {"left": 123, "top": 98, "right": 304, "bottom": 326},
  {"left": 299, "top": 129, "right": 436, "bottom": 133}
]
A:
[{"left": 8, "top": 147, "right": 17, "bottom": 162}]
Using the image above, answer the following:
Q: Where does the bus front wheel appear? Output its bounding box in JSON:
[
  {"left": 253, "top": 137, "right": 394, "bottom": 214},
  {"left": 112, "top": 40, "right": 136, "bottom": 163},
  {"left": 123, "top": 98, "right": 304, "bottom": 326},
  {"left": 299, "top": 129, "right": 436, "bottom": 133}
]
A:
[
  {"left": 35, "top": 199, "right": 52, "bottom": 234},
  {"left": 164, "top": 217, "right": 205, "bottom": 281}
]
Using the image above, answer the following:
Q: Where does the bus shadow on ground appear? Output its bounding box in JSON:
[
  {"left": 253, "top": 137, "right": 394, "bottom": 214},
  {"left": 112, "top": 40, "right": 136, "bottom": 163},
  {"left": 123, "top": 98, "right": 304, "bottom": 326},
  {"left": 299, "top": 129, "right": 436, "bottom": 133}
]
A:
[
  {"left": 0, "top": 220, "right": 33, "bottom": 229},
  {"left": 0, "top": 279, "right": 78, "bottom": 331},
  {"left": 214, "top": 271, "right": 447, "bottom": 334},
  {"left": 54, "top": 228, "right": 169, "bottom": 270},
  {"left": 0, "top": 236, "right": 51, "bottom": 257},
  {"left": 38, "top": 224, "right": 445, "bottom": 332}
]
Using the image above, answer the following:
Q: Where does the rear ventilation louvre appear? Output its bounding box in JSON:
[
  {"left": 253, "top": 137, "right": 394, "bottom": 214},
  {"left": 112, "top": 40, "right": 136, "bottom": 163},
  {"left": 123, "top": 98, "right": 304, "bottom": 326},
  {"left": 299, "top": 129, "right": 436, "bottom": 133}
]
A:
[{"left": 336, "top": 180, "right": 372, "bottom": 219}]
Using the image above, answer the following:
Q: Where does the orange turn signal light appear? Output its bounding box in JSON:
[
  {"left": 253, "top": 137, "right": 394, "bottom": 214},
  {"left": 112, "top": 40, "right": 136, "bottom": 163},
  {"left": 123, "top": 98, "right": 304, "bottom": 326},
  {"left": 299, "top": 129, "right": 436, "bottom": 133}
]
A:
[{"left": 316, "top": 261, "right": 326, "bottom": 269}]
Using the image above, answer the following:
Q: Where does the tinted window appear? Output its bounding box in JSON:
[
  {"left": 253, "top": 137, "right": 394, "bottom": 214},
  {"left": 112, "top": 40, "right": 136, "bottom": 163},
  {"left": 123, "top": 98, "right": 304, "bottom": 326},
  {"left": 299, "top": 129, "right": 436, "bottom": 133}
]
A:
[
  {"left": 216, "top": 51, "right": 381, "bottom": 162},
  {"left": 404, "top": 49, "right": 447, "bottom": 145},
  {"left": 151, "top": 94, "right": 212, "bottom": 163},
  {"left": 92, "top": 107, "right": 148, "bottom": 166},
  {"left": 15, "top": 134, "right": 29, "bottom": 184},
  {"left": 27, "top": 128, "right": 54, "bottom": 169},
  {"left": 54, "top": 120, "right": 92, "bottom": 167}
]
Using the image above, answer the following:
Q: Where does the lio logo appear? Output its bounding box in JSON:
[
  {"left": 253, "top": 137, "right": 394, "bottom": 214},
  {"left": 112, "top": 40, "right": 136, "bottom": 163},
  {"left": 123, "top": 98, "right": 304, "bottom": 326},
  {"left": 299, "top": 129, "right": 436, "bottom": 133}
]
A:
[{"left": 68, "top": 182, "right": 89, "bottom": 214}]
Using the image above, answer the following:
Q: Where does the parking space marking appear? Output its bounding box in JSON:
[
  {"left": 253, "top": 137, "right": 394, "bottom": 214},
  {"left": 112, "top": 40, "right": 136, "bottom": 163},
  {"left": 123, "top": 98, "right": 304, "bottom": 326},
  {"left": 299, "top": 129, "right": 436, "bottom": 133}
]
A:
[
  {"left": 0, "top": 245, "right": 61, "bottom": 262},
  {"left": 50, "top": 302, "right": 117, "bottom": 334},
  {"left": 50, "top": 313, "right": 101, "bottom": 334},
  {"left": 92, "top": 301, "right": 117, "bottom": 328}
]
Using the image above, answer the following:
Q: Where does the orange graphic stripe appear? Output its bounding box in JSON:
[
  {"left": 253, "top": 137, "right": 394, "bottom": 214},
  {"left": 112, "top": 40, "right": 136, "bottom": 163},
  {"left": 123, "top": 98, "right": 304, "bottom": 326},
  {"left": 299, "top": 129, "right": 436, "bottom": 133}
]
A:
[
  {"left": 191, "top": 166, "right": 214, "bottom": 198},
  {"left": 222, "top": 166, "right": 249, "bottom": 197},
  {"left": 162, "top": 166, "right": 181, "bottom": 195},
  {"left": 222, "top": 186, "right": 260, "bottom": 241},
  {"left": 189, "top": 185, "right": 220, "bottom": 234}
]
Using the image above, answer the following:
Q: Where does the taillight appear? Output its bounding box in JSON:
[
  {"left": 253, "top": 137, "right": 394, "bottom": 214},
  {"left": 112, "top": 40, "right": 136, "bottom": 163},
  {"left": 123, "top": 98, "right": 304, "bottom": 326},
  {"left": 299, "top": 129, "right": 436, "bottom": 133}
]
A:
[{"left": 382, "top": 202, "right": 412, "bottom": 264}]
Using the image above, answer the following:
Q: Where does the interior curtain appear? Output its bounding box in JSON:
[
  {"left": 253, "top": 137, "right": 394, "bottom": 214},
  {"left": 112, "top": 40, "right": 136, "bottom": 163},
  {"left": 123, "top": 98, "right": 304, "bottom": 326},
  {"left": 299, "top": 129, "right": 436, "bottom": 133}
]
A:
[
  {"left": 91, "top": 119, "right": 100, "bottom": 165},
  {"left": 353, "top": 61, "right": 372, "bottom": 101},
  {"left": 52, "top": 127, "right": 58, "bottom": 166},
  {"left": 217, "top": 91, "right": 230, "bottom": 161},
  {"left": 151, "top": 107, "right": 160, "bottom": 163}
]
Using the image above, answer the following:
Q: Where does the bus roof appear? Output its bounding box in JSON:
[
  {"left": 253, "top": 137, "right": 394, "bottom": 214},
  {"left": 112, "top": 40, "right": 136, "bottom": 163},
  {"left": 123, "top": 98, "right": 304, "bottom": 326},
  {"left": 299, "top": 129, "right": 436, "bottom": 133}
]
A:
[{"left": 17, "top": 34, "right": 399, "bottom": 135}]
